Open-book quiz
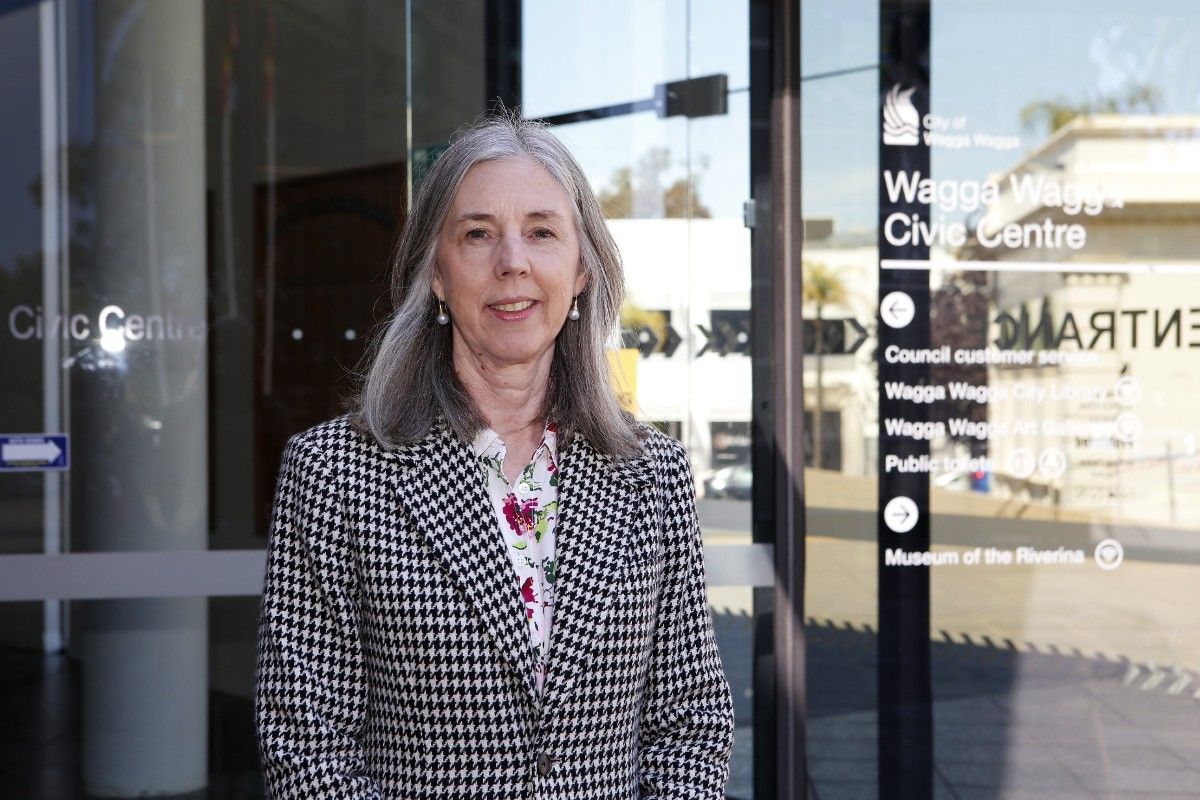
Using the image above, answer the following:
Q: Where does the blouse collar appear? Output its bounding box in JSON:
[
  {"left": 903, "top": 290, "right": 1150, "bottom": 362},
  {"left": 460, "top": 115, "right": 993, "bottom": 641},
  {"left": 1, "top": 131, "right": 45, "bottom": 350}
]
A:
[{"left": 469, "top": 421, "right": 559, "bottom": 463}]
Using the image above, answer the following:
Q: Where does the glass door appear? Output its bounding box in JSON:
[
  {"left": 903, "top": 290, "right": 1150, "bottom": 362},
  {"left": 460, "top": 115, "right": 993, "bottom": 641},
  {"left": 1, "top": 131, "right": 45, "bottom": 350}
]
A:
[
  {"left": 0, "top": 1, "right": 408, "bottom": 795},
  {"left": 409, "top": 2, "right": 767, "bottom": 796},
  {"left": 802, "top": 0, "right": 1200, "bottom": 797},
  {"left": 523, "top": 5, "right": 763, "bottom": 797}
]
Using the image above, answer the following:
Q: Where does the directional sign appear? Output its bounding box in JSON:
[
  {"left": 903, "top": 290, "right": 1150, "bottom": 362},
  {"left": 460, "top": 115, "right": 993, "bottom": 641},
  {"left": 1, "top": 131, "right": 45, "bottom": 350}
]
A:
[
  {"left": 620, "top": 310, "right": 684, "bottom": 359},
  {"left": 697, "top": 309, "right": 751, "bottom": 357},
  {"left": 803, "top": 319, "right": 843, "bottom": 354},
  {"left": 0, "top": 434, "right": 70, "bottom": 471},
  {"left": 803, "top": 318, "right": 872, "bottom": 355},
  {"left": 620, "top": 323, "right": 684, "bottom": 358}
]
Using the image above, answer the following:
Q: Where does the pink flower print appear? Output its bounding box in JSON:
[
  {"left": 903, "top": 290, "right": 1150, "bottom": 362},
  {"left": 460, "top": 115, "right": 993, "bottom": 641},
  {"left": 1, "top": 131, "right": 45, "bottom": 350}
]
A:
[
  {"left": 502, "top": 494, "right": 522, "bottom": 533},
  {"left": 503, "top": 494, "right": 538, "bottom": 534},
  {"left": 520, "top": 575, "right": 538, "bottom": 618}
]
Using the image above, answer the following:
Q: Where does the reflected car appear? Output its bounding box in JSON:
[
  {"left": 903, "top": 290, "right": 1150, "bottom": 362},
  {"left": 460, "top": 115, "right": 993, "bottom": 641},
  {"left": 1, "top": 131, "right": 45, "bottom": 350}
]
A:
[
  {"left": 933, "top": 468, "right": 990, "bottom": 494},
  {"left": 933, "top": 471, "right": 971, "bottom": 492},
  {"left": 704, "top": 463, "right": 753, "bottom": 500}
]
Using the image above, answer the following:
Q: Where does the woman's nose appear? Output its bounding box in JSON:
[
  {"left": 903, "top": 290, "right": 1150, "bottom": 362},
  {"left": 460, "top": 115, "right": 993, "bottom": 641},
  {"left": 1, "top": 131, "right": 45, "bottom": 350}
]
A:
[{"left": 495, "top": 233, "right": 531, "bottom": 278}]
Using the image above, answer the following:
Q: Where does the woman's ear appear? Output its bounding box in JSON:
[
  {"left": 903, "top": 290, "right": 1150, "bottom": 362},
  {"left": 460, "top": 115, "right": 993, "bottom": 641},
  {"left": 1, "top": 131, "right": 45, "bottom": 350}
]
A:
[
  {"left": 573, "top": 264, "right": 588, "bottom": 296},
  {"left": 431, "top": 270, "right": 445, "bottom": 301}
]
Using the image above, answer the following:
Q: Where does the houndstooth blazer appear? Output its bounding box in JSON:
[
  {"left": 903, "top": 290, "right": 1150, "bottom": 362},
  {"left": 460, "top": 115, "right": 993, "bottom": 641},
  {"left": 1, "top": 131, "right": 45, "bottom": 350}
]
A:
[{"left": 254, "top": 412, "right": 735, "bottom": 799}]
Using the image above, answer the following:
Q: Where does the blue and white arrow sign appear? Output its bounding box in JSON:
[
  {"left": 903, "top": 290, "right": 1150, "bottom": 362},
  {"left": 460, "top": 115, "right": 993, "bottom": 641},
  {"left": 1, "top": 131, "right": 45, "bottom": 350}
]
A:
[{"left": 0, "top": 434, "right": 70, "bottom": 471}]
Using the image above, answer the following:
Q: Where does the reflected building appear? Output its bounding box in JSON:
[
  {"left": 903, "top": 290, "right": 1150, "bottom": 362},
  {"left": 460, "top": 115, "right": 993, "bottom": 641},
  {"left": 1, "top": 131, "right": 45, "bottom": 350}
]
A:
[{"left": 976, "top": 114, "right": 1200, "bottom": 529}]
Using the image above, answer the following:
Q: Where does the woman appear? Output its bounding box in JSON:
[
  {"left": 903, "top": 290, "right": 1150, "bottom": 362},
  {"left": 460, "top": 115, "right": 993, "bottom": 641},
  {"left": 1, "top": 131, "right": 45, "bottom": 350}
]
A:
[{"left": 254, "top": 112, "right": 735, "bottom": 799}]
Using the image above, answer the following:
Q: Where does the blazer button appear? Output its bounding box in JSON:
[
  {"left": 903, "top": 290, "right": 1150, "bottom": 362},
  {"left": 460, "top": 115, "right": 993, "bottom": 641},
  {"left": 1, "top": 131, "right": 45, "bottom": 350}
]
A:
[{"left": 536, "top": 752, "right": 554, "bottom": 776}]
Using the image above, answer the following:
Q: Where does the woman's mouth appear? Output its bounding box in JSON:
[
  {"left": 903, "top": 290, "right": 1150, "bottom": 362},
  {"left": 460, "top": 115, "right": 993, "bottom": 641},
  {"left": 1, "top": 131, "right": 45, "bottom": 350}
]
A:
[
  {"left": 488, "top": 299, "right": 538, "bottom": 321},
  {"left": 491, "top": 300, "right": 534, "bottom": 312}
]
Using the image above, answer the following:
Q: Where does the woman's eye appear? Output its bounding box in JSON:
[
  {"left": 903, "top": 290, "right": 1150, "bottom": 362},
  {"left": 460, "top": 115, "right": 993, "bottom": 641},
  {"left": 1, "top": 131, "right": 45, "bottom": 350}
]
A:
[
  {"left": 532, "top": 228, "right": 554, "bottom": 239},
  {"left": 466, "top": 228, "right": 488, "bottom": 240}
]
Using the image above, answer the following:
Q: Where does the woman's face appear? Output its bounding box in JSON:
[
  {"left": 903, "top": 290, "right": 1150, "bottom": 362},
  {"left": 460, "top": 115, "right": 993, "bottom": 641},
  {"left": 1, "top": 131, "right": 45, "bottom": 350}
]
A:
[{"left": 433, "top": 157, "right": 587, "bottom": 369}]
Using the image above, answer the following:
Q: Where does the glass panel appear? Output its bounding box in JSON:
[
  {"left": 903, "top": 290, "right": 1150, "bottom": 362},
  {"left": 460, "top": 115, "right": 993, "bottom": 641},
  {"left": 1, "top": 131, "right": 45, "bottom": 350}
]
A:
[
  {"left": 521, "top": 2, "right": 755, "bottom": 796},
  {"left": 1, "top": 0, "right": 406, "bottom": 795},
  {"left": 804, "top": 0, "right": 1200, "bottom": 796},
  {"left": 0, "top": 598, "right": 263, "bottom": 797},
  {"left": 2, "top": 0, "right": 761, "bottom": 795},
  {"left": 800, "top": 1, "right": 883, "bottom": 796},
  {"left": 2, "top": 0, "right": 406, "bottom": 555},
  {"left": 0, "top": 0, "right": 48, "bottom": 559},
  {"left": 926, "top": 1, "right": 1200, "bottom": 795},
  {"left": 520, "top": 3, "right": 687, "bottom": 118},
  {"left": 408, "top": 0, "right": 484, "bottom": 167}
]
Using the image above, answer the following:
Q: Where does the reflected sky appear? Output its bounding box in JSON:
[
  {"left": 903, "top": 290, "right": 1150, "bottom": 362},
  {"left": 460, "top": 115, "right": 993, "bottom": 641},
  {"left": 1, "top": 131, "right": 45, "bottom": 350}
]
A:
[
  {"left": 523, "top": 0, "right": 749, "bottom": 220},
  {"left": 5, "top": 1, "right": 1200, "bottom": 267}
]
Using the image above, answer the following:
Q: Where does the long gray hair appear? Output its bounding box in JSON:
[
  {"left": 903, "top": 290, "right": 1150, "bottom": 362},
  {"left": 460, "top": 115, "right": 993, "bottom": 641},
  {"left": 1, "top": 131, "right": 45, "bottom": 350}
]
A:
[{"left": 345, "top": 110, "right": 645, "bottom": 458}]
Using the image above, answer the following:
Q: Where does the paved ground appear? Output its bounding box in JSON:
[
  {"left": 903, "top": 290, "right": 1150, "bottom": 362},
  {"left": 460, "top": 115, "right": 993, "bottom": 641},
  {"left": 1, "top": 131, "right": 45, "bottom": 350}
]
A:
[
  {"left": 3, "top": 494, "right": 1197, "bottom": 798},
  {"left": 802, "top": 620, "right": 1200, "bottom": 800},
  {"left": 703, "top": 501, "right": 1200, "bottom": 799},
  {"left": 803, "top": 534, "right": 1200, "bottom": 684},
  {"left": 3, "top": 608, "right": 1199, "bottom": 799}
]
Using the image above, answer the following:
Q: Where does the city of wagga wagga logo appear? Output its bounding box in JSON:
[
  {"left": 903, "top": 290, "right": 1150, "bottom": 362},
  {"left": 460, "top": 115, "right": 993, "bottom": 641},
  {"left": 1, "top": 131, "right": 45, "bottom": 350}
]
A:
[{"left": 882, "top": 83, "right": 1020, "bottom": 151}]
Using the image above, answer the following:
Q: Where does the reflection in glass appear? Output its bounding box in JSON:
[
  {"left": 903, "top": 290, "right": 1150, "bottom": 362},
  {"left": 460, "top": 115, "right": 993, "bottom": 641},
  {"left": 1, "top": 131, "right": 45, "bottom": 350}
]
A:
[
  {"left": 521, "top": 3, "right": 754, "bottom": 795},
  {"left": 803, "top": 0, "right": 1200, "bottom": 795},
  {"left": 1, "top": 0, "right": 407, "bottom": 795}
]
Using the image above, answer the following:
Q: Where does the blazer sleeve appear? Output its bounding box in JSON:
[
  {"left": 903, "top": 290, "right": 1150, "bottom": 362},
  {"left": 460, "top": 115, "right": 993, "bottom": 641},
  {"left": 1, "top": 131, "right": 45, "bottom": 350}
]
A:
[
  {"left": 638, "top": 438, "right": 736, "bottom": 799},
  {"left": 254, "top": 433, "right": 382, "bottom": 799}
]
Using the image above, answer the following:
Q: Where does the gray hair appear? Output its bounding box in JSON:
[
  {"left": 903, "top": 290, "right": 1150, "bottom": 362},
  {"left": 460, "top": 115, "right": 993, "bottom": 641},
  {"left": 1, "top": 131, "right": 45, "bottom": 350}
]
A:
[{"left": 345, "top": 110, "right": 645, "bottom": 458}]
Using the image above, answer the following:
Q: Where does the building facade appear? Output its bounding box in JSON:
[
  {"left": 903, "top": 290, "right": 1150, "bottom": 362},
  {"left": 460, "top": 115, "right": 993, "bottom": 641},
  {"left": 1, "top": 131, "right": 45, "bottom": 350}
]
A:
[{"left": 1, "top": 1, "right": 1198, "bottom": 798}]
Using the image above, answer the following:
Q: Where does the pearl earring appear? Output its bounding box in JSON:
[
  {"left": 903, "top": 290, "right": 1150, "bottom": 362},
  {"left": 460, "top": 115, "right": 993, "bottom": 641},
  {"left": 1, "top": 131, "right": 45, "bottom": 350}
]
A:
[
  {"left": 568, "top": 296, "right": 580, "bottom": 321},
  {"left": 436, "top": 300, "right": 450, "bottom": 325}
]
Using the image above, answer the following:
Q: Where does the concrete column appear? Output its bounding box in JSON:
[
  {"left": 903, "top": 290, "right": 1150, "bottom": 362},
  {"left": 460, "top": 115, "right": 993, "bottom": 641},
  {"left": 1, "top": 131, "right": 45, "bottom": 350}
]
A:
[{"left": 77, "top": 1, "right": 208, "bottom": 795}]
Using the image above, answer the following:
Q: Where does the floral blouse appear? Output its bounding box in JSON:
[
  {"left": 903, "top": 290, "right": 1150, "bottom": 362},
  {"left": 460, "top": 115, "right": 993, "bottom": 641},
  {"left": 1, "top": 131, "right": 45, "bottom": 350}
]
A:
[{"left": 470, "top": 422, "right": 560, "bottom": 697}]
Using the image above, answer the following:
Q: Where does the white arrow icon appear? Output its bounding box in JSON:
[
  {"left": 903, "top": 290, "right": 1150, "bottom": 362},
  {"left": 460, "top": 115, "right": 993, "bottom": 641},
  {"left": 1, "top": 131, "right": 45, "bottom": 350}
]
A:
[
  {"left": 884, "top": 496, "right": 919, "bottom": 533},
  {"left": 2, "top": 440, "right": 62, "bottom": 464},
  {"left": 880, "top": 291, "right": 915, "bottom": 329}
]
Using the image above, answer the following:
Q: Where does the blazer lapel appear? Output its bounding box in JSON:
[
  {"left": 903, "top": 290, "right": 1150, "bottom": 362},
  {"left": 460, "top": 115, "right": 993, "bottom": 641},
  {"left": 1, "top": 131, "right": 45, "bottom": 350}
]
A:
[
  {"left": 540, "top": 433, "right": 656, "bottom": 716},
  {"left": 386, "top": 420, "right": 539, "bottom": 706}
]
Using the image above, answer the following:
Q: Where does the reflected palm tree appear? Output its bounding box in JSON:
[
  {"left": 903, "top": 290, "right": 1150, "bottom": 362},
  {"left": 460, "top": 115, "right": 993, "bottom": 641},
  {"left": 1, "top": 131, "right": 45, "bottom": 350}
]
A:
[
  {"left": 802, "top": 260, "right": 847, "bottom": 469},
  {"left": 597, "top": 146, "right": 712, "bottom": 219},
  {"left": 1019, "top": 83, "right": 1160, "bottom": 134}
]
